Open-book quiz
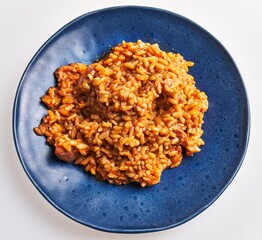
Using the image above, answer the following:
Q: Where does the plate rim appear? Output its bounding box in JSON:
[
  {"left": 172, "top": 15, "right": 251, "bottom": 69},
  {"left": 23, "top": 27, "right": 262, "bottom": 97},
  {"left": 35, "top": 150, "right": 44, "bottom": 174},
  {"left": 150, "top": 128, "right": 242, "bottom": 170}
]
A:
[{"left": 12, "top": 5, "right": 251, "bottom": 233}]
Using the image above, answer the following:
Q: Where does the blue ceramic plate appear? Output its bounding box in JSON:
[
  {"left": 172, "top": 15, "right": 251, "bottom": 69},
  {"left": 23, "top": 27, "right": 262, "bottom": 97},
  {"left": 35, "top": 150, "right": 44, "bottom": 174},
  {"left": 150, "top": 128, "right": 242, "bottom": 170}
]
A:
[{"left": 13, "top": 6, "right": 250, "bottom": 233}]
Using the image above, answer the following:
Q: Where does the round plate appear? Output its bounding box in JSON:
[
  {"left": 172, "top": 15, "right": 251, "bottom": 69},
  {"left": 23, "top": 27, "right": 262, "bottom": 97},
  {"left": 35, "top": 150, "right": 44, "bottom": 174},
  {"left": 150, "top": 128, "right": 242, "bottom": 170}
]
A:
[{"left": 13, "top": 6, "right": 250, "bottom": 233}]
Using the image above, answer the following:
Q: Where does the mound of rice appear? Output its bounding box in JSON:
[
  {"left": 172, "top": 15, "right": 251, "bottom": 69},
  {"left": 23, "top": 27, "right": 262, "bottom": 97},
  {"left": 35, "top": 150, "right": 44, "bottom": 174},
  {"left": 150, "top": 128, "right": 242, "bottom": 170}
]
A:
[{"left": 34, "top": 40, "right": 208, "bottom": 187}]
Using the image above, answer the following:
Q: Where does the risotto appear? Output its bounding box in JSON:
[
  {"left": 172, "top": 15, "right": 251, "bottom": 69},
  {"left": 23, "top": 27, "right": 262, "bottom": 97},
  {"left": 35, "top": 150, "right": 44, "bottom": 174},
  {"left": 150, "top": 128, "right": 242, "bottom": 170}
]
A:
[{"left": 34, "top": 40, "right": 208, "bottom": 187}]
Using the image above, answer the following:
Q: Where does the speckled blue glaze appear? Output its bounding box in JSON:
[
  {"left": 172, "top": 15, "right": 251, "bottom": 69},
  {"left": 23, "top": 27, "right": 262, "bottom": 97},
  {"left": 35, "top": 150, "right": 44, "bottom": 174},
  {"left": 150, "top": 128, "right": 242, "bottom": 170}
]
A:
[{"left": 13, "top": 6, "right": 250, "bottom": 233}]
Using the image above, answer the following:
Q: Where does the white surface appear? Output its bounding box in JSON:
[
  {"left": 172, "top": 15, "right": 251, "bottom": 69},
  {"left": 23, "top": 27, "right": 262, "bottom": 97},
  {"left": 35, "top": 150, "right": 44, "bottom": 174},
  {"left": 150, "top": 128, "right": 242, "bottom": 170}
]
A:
[{"left": 0, "top": 0, "right": 261, "bottom": 239}]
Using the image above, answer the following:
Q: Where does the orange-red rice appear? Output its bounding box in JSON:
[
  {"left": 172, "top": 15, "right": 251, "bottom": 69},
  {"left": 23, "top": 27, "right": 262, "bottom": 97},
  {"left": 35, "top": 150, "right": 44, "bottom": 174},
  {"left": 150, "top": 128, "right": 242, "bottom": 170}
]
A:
[{"left": 34, "top": 40, "right": 208, "bottom": 187}]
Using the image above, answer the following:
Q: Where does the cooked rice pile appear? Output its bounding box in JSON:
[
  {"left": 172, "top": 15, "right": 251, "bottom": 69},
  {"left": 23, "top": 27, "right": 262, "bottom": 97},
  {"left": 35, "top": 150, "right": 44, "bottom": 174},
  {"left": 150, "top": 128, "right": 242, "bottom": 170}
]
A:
[{"left": 34, "top": 40, "right": 208, "bottom": 187}]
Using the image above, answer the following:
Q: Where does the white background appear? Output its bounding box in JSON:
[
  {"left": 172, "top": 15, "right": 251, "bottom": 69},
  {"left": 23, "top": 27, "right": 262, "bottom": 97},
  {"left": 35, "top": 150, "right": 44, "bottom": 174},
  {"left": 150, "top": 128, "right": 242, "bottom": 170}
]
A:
[{"left": 1, "top": 0, "right": 261, "bottom": 239}]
